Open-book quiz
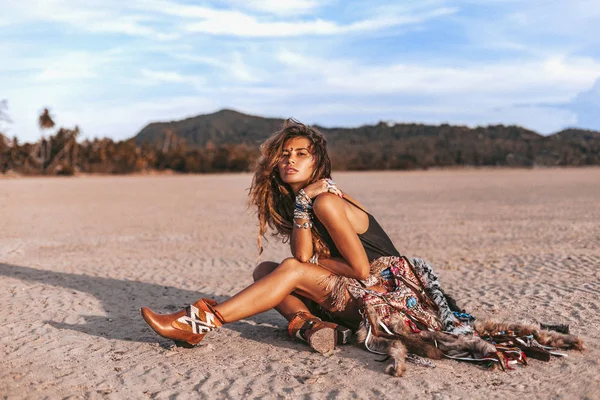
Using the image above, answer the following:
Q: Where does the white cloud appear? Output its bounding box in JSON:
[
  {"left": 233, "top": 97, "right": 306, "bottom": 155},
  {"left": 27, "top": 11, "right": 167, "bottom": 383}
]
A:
[
  {"left": 2, "top": 0, "right": 455, "bottom": 40},
  {"left": 173, "top": 52, "right": 261, "bottom": 83},
  {"left": 181, "top": 11, "right": 455, "bottom": 37},
  {"left": 229, "top": 52, "right": 261, "bottom": 82},
  {"left": 224, "top": 0, "right": 325, "bottom": 16},
  {"left": 145, "top": 0, "right": 455, "bottom": 37},
  {"left": 2, "top": 49, "right": 123, "bottom": 84},
  {"left": 135, "top": 69, "right": 208, "bottom": 89},
  {"left": 572, "top": 77, "right": 600, "bottom": 107},
  {"left": 1, "top": 0, "right": 164, "bottom": 39},
  {"left": 455, "top": 0, "right": 600, "bottom": 55},
  {"left": 140, "top": 69, "right": 187, "bottom": 83},
  {"left": 565, "top": 77, "right": 600, "bottom": 129},
  {"left": 34, "top": 52, "right": 107, "bottom": 82},
  {"left": 276, "top": 50, "right": 600, "bottom": 101}
]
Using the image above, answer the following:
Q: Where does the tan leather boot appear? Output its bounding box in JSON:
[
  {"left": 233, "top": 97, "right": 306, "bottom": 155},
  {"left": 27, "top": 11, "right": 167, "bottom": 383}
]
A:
[
  {"left": 141, "top": 298, "right": 224, "bottom": 347},
  {"left": 288, "top": 311, "right": 344, "bottom": 354}
]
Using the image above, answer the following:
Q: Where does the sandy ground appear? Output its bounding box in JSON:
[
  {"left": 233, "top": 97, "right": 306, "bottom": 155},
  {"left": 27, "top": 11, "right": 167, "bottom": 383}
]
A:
[{"left": 1, "top": 168, "right": 599, "bottom": 399}]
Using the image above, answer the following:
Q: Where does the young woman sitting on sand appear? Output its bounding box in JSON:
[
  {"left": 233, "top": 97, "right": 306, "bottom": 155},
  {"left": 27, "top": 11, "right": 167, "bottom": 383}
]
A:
[{"left": 141, "top": 120, "right": 582, "bottom": 375}]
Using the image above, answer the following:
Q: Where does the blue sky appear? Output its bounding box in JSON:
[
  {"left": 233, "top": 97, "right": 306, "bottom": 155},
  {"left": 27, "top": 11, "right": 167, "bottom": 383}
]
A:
[{"left": 1, "top": 0, "right": 600, "bottom": 142}]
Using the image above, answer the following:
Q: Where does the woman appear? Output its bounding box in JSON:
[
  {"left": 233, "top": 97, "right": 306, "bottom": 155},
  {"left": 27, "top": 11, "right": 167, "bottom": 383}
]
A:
[{"left": 141, "top": 120, "right": 582, "bottom": 376}]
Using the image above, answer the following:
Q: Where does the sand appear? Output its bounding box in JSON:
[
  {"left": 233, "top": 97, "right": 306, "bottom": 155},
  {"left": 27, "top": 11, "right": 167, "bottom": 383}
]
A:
[{"left": 1, "top": 168, "right": 599, "bottom": 399}]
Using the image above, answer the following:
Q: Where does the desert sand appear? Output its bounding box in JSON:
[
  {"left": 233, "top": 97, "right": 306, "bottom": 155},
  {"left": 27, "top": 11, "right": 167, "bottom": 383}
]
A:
[{"left": 1, "top": 168, "right": 599, "bottom": 399}]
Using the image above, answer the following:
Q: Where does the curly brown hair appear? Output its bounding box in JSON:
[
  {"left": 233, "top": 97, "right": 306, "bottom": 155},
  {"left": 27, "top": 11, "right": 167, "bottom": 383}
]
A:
[{"left": 248, "top": 118, "right": 332, "bottom": 257}]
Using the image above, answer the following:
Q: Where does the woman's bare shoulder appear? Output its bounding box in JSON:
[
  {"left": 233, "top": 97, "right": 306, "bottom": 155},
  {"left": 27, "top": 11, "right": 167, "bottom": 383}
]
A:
[
  {"left": 313, "top": 192, "right": 345, "bottom": 214},
  {"left": 313, "top": 192, "right": 369, "bottom": 222},
  {"left": 314, "top": 192, "right": 370, "bottom": 235}
]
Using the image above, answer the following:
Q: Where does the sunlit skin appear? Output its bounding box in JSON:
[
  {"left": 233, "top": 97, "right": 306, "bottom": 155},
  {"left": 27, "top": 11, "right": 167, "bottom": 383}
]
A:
[
  {"left": 276, "top": 138, "right": 344, "bottom": 201},
  {"left": 213, "top": 137, "right": 373, "bottom": 325},
  {"left": 277, "top": 137, "right": 316, "bottom": 194}
]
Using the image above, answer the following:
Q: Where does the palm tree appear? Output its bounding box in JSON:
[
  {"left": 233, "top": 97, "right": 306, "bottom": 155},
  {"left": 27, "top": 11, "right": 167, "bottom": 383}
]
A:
[
  {"left": 70, "top": 126, "right": 80, "bottom": 168},
  {"left": 38, "top": 108, "right": 55, "bottom": 130},
  {"left": 37, "top": 108, "right": 56, "bottom": 172},
  {"left": 0, "top": 100, "right": 11, "bottom": 137},
  {"left": 44, "top": 126, "right": 80, "bottom": 175}
]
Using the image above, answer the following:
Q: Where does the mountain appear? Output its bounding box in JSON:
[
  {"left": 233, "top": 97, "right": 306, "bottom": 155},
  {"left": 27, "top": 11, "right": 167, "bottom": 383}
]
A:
[
  {"left": 551, "top": 128, "right": 600, "bottom": 142},
  {"left": 132, "top": 109, "right": 600, "bottom": 168},
  {"left": 134, "top": 109, "right": 284, "bottom": 148}
]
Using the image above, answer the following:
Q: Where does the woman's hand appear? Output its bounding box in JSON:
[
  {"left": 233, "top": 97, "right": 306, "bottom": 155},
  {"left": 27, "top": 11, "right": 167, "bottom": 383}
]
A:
[{"left": 303, "top": 178, "right": 343, "bottom": 199}]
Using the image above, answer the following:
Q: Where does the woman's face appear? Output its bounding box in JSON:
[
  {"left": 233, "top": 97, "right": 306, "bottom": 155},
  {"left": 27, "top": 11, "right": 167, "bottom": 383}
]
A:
[{"left": 277, "top": 137, "right": 316, "bottom": 187}]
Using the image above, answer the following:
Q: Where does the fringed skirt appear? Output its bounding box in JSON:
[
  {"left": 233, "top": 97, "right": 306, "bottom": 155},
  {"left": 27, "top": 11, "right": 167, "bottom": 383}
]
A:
[
  {"left": 320, "top": 256, "right": 465, "bottom": 333},
  {"left": 318, "top": 256, "right": 582, "bottom": 374}
]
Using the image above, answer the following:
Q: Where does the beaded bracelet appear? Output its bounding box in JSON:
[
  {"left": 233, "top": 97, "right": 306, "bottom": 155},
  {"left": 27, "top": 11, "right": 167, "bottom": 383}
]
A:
[
  {"left": 294, "top": 220, "right": 313, "bottom": 229},
  {"left": 294, "top": 188, "right": 313, "bottom": 221},
  {"left": 295, "top": 189, "right": 312, "bottom": 209},
  {"left": 294, "top": 211, "right": 311, "bottom": 220}
]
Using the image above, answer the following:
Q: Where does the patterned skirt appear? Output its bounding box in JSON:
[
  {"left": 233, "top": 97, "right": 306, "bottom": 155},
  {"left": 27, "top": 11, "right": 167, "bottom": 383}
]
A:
[
  {"left": 319, "top": 256, "right": 580, "bottom": 372},
  {"left": 320, "top": 255, "right": 467, "bottom": 334}
]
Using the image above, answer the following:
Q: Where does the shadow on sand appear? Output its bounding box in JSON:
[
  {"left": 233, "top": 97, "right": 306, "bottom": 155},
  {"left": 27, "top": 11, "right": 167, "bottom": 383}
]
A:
[
  {"left": 0, "top": 262, "right": 391, "bottom": 374},
  {"left": 0, "top": 263, "right": 286, "bottom": 343}
]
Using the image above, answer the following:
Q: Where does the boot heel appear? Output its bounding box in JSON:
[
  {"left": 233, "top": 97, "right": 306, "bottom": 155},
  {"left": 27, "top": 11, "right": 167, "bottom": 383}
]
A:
[
  {"left": 173, "top": 340, "right": 195, "bottom": 348},
  {"left": 307, "top": 327, "right": 336, "bottom": 354},
  {"left": 336, "top": 326, "right": 352, "bottom": 345}
]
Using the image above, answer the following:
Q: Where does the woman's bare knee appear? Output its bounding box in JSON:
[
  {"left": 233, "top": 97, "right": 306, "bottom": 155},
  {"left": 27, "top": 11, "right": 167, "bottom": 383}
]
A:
[
  {"left": 253, "top": 261, "right": 278, "bottom": 282},
  {"left": 276, "top": 257, "right": 304, "bottom": 279}
]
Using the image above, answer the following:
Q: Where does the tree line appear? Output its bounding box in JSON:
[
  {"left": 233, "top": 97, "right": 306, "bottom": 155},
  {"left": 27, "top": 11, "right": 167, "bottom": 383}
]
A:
[
  {"left": 0, "top": 105, "right": 260, "bottom": 175},
  {"left": 1, "top": 104, "right": 599, "bottom": 176},
  {"left": 0, "top": 129, "right": 259, "bottom": 176}
]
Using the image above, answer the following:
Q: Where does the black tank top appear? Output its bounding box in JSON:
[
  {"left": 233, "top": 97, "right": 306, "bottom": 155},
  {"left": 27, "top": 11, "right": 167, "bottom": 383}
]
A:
[{"left": 313, "top": 197, "right": 401, "bottom": 262}]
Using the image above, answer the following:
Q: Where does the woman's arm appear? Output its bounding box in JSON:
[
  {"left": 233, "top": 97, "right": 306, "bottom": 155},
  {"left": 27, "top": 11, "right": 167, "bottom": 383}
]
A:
[
  {"left": 290, "top": 179, "right": 343, "bottom": 263},
  {"left": 316, "top": 257, "right": 368, "bottom": 280},
  {"left": 290, "top": 216, "right": 313, "bottom": 262},
  {"left": 313, "top": 193, "right": 370, "bottom": 280}
]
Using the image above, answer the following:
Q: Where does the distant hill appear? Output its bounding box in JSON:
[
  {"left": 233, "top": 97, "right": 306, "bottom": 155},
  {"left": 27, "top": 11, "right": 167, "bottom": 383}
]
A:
[
  {"left": 134, "top": 109, "right": 283, "bottom": 148},
  {"left": 133, "top": 109, "right": 600, "bottom": 168},
  {"left": 552, "top": 128, "right": 600, "bottom": 142}
]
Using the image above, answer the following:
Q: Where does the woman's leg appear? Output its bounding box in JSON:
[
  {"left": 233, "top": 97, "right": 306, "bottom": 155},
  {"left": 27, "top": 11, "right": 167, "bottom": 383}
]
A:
[
  {"left": 140, "top": 257, "right": 359, "bottom": 350},
  {"left": 214, "top": 257, "right": 355, "bottom": 323},
  {"left": 252, "top": 261, "right": 312, "bottom": 321}
]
